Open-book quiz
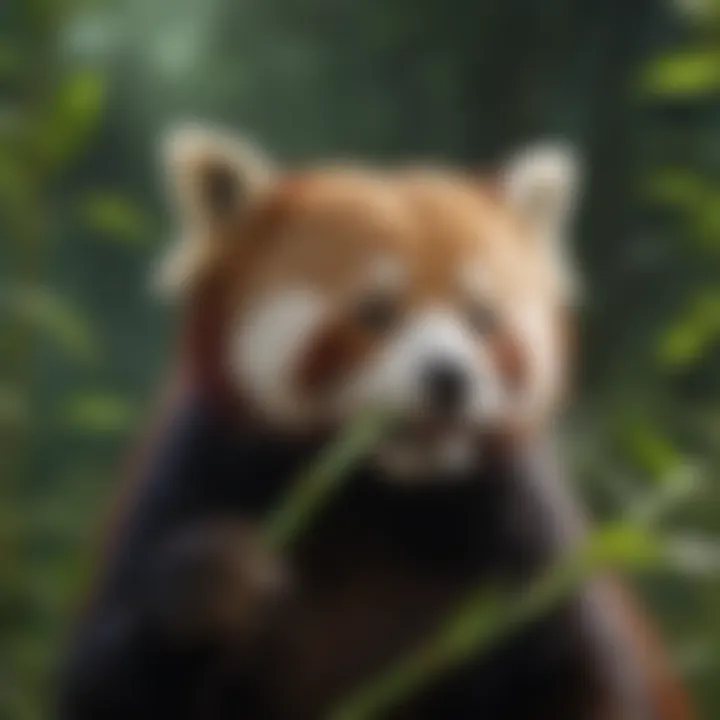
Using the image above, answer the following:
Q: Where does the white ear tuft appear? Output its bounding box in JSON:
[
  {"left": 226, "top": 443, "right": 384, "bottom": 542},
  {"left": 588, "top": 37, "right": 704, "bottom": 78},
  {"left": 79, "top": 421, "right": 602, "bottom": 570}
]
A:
[
  {"left": 502, "top": 143, "right": 581, "bottom": 240},
  {"left": 151, "top": 236, "right": 207, "bottom": 301},
  {"left": 155, "top": 122, "right": 275, "bottom": 300},
  {"left": 162, "top": 121, "right": 275, "bottom": 224}
]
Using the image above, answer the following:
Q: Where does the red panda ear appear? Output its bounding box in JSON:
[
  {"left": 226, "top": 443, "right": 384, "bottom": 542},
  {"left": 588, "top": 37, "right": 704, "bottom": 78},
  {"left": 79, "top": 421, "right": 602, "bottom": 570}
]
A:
[
  {"left": 502, "top": 143, "right": 581, "bottom": 241},
  {"left": 155, "top": 123, "right": 275, "bottom": 299},
  {"left": 163, "top": 123, "right": 275, "bottom": 226},
  {"left": 502, "top": 143, "right": 583, "bottom": 302}
]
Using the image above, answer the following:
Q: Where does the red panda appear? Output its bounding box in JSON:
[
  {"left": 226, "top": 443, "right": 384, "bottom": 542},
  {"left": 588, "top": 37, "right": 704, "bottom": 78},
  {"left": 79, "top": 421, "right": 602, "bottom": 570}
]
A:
[{"left": 58, "top": 126, "right": 693, "bottom": 720}]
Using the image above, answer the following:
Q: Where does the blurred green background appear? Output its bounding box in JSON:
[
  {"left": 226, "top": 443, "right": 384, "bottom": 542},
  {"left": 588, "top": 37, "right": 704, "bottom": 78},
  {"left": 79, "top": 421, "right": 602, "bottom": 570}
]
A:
[{"left": 0, "top": 0, "right": 719, "bottom": 718}]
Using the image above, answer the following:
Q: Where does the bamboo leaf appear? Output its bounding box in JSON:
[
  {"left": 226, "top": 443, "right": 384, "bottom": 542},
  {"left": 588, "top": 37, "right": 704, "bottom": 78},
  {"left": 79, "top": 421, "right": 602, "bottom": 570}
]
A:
[
  {"left": 645, "top": 170, "right": 710, "bottom": 210},
  {"left": 78, "top": 192, "right": 153, "bottom": 245},
  {"left": 0, "top": 284, "right": 99, "bottom": 363},
  {"left": 60, "top": 392, "right": 135, "bottom": 434},
  {"left": 40, "top": 70, "right": 106, "bottom": 170},
  {"left": 620, "top": 422, "right": 682, "bottom": 479},
  {"left": 641, "top": 50, "right": 720, "bottom": 99},
  {"left": 658, "top": 291, "right": 720, "bottom": 368}
]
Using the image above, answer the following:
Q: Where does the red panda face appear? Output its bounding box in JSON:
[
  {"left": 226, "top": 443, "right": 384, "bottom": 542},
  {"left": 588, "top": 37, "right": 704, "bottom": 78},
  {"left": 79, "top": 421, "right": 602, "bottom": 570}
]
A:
[{"left": 159, "top": 127, "right": 579, "bottom": 476}]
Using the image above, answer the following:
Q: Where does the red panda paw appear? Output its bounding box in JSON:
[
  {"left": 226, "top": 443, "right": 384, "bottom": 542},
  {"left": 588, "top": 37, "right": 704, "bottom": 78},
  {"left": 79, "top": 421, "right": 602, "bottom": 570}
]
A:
[{"left": 146, "top": 519, "right": 290, "bottom": 647}]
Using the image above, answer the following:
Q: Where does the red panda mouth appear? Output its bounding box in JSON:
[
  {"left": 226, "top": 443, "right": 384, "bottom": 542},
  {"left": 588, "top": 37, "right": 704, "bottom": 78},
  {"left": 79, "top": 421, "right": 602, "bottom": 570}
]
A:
[
  {"left": 389, "top": 415, "right": 471, "bottom": 445},
  {"left": 377, "top": 415, "right": 481, "bottom": 477}
]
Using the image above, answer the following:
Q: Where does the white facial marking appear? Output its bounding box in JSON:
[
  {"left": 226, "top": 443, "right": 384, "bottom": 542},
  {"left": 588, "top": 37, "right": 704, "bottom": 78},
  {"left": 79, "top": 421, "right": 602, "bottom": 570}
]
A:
[
  {"left": 340, "top": 310, "right": 502, "bottom": 420},
  {"left": 230, "top": 288, "right": 329, "bottom": 424},
  {"left": 508, "top": 302, "right": 559, "bottom": 421}
]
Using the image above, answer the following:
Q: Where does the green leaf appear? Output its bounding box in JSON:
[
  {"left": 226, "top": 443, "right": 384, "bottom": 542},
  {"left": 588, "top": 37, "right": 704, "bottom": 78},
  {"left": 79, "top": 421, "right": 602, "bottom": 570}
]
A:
[
  {"left": 644, "top": 170, "right": 709, "bottom": 210},
  {"left": 658, "top": 291, "right": 720, "bottom": 368},
  {"left": 60, "top": 393, "right": 135, "bottom": 434},
  {"left": 644, "top": 170, "right": 720, "bottom": 251},
  {"left": 621, "top": 422, "right": 682, "bottom": 478},
  {"left": 0, "top": 284, "right": 99, "bottom": 363},
  {"left": 641, "top": 50, "right": 720, "bottom": 99},
  {"left": 0, "top": 42, "right": 23, "bottom": 80},
  {"left": 692, "top": 200, "right": 720, "bottom": 250},
  {"left": 78, "top": 192, "right": 153, "bottom": 245},
  {"left": 40, "top": 70, "right": 106, "bottom": 170},
  {"left": 586, "top": 524, "right": 662, "bottom": 569}
]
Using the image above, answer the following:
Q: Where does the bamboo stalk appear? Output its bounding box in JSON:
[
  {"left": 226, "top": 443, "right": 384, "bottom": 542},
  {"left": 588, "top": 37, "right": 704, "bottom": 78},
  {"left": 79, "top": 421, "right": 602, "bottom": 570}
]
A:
[
  {"left": 263, "top": 412, "right": 395, "bottom": 552},
  {"left": 327, "top": 474, "right": 702, "bottom": 720},
  {"left": 327, "top": 525, "right": 661, "bottom": 720},
  {"left": 260, "top": 412, "right": 699, "bottom": 720}
]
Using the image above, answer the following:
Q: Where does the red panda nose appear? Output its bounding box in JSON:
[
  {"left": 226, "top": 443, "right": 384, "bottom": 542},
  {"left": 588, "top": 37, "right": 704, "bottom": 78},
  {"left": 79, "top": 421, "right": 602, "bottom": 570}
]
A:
[{"left": 422, "top": 360, "right": 470, "bottom": 413}]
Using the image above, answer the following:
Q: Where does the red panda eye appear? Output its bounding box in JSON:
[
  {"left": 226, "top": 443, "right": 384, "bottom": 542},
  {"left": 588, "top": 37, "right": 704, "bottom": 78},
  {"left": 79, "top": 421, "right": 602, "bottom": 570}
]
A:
[
  {"left": 355, "top": 294, "right": 401, "bottom": 333},
  {"left": 467, "top": 302, "right": 499, "bottom": 335}
]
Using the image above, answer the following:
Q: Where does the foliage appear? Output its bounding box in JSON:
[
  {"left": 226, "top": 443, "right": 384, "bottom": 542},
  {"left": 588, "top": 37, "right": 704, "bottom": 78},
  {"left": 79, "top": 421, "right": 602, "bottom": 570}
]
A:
[{"left": 0, "top": 0, "right": 718, "bottom": 718}]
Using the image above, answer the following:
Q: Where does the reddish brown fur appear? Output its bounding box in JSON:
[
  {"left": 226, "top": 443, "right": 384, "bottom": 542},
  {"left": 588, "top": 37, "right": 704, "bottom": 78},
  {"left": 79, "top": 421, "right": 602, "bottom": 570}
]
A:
[
  {"left": 488, "top": 329, "right": 529, "bottom": 393},
  {"left": 175, "top": 169, "right": 569, "bottom": 430},
  {"left": 297, "top": 318, "right": 378, "bottom": 394},
  {"left": 604, "top": 578, "right": 695, "bottom": 720}
]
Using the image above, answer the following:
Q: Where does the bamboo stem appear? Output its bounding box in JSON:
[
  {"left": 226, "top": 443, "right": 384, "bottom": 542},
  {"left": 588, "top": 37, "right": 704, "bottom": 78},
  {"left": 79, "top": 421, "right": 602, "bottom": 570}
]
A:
[
  {"left": 327, "top": 526, "right": 660, "bottom": 720},
  {"left": 264, "top": 412, "right": 395, "bottom": 552}
]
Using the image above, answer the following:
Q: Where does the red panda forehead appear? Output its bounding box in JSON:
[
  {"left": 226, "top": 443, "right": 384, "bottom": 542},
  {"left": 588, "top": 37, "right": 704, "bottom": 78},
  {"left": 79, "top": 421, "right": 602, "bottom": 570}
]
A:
[{"left": 236, "top": 169, "right": 548, "bottom": 306}]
